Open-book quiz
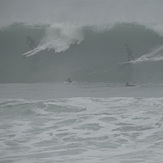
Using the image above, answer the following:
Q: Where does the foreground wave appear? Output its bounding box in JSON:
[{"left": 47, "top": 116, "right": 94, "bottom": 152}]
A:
[{"left": 0, "top": 97, "right": 163, "bottom": 163}]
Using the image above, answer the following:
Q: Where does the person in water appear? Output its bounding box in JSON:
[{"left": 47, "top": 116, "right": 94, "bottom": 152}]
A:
[
  {"left": 66, "top": 78, "right": 72, "bottom": 83},
  {"left": 125, "top": 82, "right": 135, "bottom": 87},
  {"left": 26, "top": 36, "right": 39, "bottom": 72},
  {"left": 26, "top": 36, "right": 36, "bottom": 50},
  {"left": 125, "top": 44, "right": 134, "bottom": 61}
]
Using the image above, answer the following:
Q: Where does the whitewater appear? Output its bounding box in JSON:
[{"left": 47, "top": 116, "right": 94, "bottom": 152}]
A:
[
  {"left": 1, "top": 0, "right": 163, "bottom": 163},
  {"left": 0, "top": 82, "right": 163, "bottom": 163}
]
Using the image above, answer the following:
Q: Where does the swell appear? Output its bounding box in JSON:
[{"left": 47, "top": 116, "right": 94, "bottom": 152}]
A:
[{"left": 0, "top": 23, "right": 163, "bottom": 83}]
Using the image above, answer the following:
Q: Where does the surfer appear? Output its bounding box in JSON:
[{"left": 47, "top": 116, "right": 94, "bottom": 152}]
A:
[
  {"left": 26, "top": 36, "right": 37, "bottom": 50},
  {"left": 125, "top": 44, "right": 134, "bottom": 61},
  {"left": 66, "top": 78, "right": 72, "bottom": 83},
  {"left": 26, "top": 36, "right": 39, "bottom": 72},
  {"left": 123, "top": 44, "right": 135, "bottom": 87},
  {"left": 125, "top": 82, "right": 135, "bottom": 87}
]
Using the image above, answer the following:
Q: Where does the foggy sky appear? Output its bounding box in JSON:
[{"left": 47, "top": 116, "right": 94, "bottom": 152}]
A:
[{"left": 0, "top": 0, "right": 163, "bottom": 28}]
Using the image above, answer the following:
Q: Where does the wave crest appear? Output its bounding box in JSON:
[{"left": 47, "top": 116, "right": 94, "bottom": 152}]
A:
[
  {"left": 1, "top": 22, "right": 163, "bottom": 83},
  {"left": 23, "top": 23, "right": 84, "bottom": 57}
]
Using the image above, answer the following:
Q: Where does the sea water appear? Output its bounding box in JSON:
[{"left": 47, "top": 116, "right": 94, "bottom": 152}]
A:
[
  {"left": 1, "top": 1, "right": 163, "bottom": 162},
  {"left": 0, "top": 82, "right": 163, "bottom": 163}
]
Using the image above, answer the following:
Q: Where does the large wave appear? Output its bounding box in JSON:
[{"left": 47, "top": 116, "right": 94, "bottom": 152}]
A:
[
  {"left": 0, "top": 22, "right": 163, "bottom": 83},
  {"left": 22, "top": 23, "right": 84, "bottom": 57}
]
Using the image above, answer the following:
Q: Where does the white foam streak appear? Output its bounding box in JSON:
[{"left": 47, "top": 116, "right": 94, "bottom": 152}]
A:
[
  {"left": 23, "top": 24, "right": 84, "bottom": 57},
  {"left": 129, "top": 45, "right": 163, "bottom": 64},
  {"left": 22, "top": 47, "right": 44, "bottom": 57}
]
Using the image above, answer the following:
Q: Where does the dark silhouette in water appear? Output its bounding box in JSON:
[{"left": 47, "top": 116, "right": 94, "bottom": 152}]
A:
[
  {"left": 26, "top": 36, "right": 37, "bottom": 49},
  {"left": 125, "top": 44, "right": 134, "bottom": 61},
  {"left": 122, "top": 44, "right": 135, "bottom": 86},
  {"left": 125, "top": 82, "right": 135, "bottom": 87},
  {"left": 66, "top": 78, "right": 72, "bottom": 83},
  {"left": 26, "top": 36, "right": 39, "bottom": 72}
]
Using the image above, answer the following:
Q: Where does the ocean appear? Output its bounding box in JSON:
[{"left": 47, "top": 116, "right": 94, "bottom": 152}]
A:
[
  {"left": 0, "top": 83, "right": 163, "bottom": 163},
  {"left": 1, "top": 0, "right": 163, "bottom": 162}
]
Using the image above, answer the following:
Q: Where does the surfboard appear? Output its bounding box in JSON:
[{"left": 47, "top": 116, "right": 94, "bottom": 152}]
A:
[{"left": 22, "top": 48, "right": 40, "bottom": 57}]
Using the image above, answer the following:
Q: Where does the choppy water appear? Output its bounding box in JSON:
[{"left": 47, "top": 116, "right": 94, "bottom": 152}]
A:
[
  {"left": 0, "top": 83, "right": 163, "bottom": 163},
  {"left": 1, "top": 1, "right": 163, "bottom": 162}
]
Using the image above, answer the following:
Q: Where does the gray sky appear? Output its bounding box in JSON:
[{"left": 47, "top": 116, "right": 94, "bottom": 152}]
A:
[{"left": 0, "top": 0, "right": 163, "bottom": 27}]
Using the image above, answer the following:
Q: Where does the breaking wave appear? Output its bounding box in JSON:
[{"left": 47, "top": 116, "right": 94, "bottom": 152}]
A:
[
  {"left": 130, "top": 45, "right": 163, "bottom": 63},
  {"left": 22, "top": 23, "right": 84, "bottom": 57},
  {"left": 0, "top": 22, "right": 163, "bottom": 83}
]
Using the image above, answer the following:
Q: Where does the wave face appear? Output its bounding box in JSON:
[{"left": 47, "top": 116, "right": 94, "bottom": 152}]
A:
[{"left": 1, "top": 23, "right": 163, "bottom": 83}]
